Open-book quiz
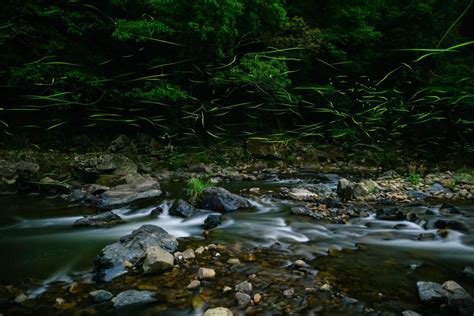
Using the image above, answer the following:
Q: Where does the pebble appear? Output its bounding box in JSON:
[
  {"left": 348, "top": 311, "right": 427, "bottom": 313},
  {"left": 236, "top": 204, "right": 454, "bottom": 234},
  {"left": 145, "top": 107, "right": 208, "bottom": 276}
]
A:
[
  {"left": 197, "top": 267, "right": 216, "bottom": 280},
  {"left": 253, "top": 293, "right": 262, "bottom": 304},
  {"left": 227, "top": 258, "right": 241, "bottom": 265},
  {"left": 320, "top": 284, "right": 332, "bottom": 291},
  {"left": 204, "top": 307, "right": 234, "bottom": 316},
  {"left": 223, "top": 286, "right": 232, "bottom": 293},
  {"left": 294, "top": 259, "right": 308, "bottom": 268},
  {"left": 235, "top": 281, "right": 252, "bottom": 294},
  {"left": 68, "top": 282, "right": 83, "bottom": 294},
  {"left": 195, "top": 246, "right": 205, "bottom": 255},
  {"left": 283, "top": 288, "right": 295, "bottom": 298},
  {"left": 235, "top": 292, "right": 251, "bottom": 307},
  {"left": 187, "top": 280, "right": 201, "bottom": 290}
]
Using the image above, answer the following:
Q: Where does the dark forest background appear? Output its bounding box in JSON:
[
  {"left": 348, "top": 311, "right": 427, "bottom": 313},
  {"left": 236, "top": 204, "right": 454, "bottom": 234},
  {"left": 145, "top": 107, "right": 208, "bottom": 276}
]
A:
[{"left": 1, "top": 0, "right": 473, "bottom": 151}]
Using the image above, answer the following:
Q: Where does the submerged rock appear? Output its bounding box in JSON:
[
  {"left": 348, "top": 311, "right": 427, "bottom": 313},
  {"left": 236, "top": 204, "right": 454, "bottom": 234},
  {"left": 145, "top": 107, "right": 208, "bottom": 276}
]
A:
[
  {"left": 235, "top": 281, "right": 252, "bottom": 294},
  {"left": 111, "top": 290, "right": 156, "bottom": 308},
  {"left": 94, "top": 225, "right": 178, "bottom": 282},
  {"left": 74, "top": 211, "right": 124, "bottom": 228},
  {"left": 433, "top": 219, "right": 468, "bottom": 232},
  {"left": 417, "top": 281, "right": 450, "bottom": 303},
  {"left": 169, "top": 199, "right": 197, "bottom": 218},
  {"left": 204, "top": 214, "right": 222, "bottom": 230},
  {"left": 198, "top": 187, "right": 251, "bottom": 213},
  {"left": 376, "top": 208, "right": 405, "bottom": 221},
  {"left": 235, "top": 292, "right": 251, "bottom": 307}
]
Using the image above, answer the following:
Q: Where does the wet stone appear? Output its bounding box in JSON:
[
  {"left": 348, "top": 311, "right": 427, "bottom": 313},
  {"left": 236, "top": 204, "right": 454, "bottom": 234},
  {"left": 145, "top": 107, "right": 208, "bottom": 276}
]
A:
[
  {"left": 227, "top": 258, "right": 241, "bottom": 265},
  {"left": 376, "top": 208, "right": 405, "bottom": 221},
  {"left": 204, "top": 307, "right": 234, "bottom": 316},
  {"left": 187, "top": 280, "right": 201, "bottom": 290},
  {"left": 417, "top": 281, "right": 450, "bottom": 303},
  {"left": 169, "top": 199, "right": 197, "bottom": 218},
  {"left": 74, "top": 211, "right": 124, "bottom": 228},
  {"left": 235, "top": 281, "right": 252, "bottom": 294},
  {"left": 204, "top": 214, "right": 223, "bottom": 230},
  {"left": 89, "top": 290, "right": 113, "bottom": 303},
  {"left": 283, "top": 288, "right": 295, "bottom": 298},
  {"left": 235, "top": 292, "right": 251, "bottom": 307},
  {"left": 182, "top": 248, "right": 196, "bottom": 260},
  {"left": 198, "top": 187, "right": 251, "bottom": 213},
  {"left": 402, "top": 311, "right": 422, "bottom": 316},
  {"left": 253, "top": 293, "right": 262, "bottom": 304},
  {"left": 197, "top": 267, "right": 216, "bottom": 280}
]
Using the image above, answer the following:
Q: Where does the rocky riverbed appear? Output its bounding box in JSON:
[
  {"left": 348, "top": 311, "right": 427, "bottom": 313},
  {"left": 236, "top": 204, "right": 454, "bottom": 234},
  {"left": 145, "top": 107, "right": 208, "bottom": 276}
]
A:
[{"left": 0, "top": 140, "right": 473, "bottom": 315}]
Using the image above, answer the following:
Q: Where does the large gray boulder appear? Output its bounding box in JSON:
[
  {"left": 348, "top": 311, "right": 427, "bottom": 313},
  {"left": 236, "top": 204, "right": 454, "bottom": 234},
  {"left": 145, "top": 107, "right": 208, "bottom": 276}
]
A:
[
  {"left": 198, "top": 187, "right": 251, "bottom": 213},
  {"left": 94, "top": 225, "right": 178, "bottom": 282},
  {"left": 74, "top": 211, "right": 124, "bottom": 228}
]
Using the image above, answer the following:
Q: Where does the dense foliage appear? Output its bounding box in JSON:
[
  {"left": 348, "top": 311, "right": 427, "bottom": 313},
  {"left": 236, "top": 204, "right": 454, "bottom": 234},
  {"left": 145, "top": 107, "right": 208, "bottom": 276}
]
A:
[{"left": 1, "top": 0, "right": 473, "bottom": 150}]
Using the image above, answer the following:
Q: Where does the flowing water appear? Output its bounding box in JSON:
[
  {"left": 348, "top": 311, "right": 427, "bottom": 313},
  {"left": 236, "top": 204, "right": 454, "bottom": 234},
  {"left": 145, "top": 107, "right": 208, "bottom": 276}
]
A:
[{"left": 1, "top": 176, "right": 473, "bottom": 314}]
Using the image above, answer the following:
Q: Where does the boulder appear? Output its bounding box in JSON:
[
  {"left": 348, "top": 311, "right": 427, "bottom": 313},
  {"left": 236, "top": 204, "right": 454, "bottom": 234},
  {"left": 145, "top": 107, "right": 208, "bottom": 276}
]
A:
[
  {"left": 143, "top": 246, "right": 174, "bottom": 274},
  {"left": 94, "top": 225, "right": 178, "bottom": 282},
  {"left": 376, "top": 208, "right": 405, "bottom": 221},
  {"left": 204, "top": 214, "right": 222, "bottom": 230},
  {"left": 74, "top": 211, "right": 124, "bottom": 228},
  {"left": 111, "top": 290, "right": 156, "bottom": 308},
  {"left": 443, "top": 280, "right": 474, "bottom": 316},
  {"left": 197, "top": 267, "right": 216, "bottom": 280},
  {"left": 97, "top": 174, "right": 162, "bottom": 209},
  {"left": 198, "top": 187, "right": 251, "bottom": 213},
  {"left": 417, "top": 281, "right": 450, "bottom": 303},
  {"left": 169, "top": 199, "right": 197, "bottom": 218}
]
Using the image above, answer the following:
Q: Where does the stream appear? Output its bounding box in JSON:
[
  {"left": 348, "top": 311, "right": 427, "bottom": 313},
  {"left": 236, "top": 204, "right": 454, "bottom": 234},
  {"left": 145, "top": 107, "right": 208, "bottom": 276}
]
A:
[{"left": 1, "top": 176, "right": 473, "bottom": 314}]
